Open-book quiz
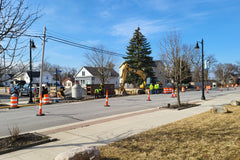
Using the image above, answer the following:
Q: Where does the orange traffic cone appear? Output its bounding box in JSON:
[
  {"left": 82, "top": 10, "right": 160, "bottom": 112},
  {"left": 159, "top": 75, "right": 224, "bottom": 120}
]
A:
[
  {"left": 147, "top": 89, "right": 151, "bottom": 101},
  {"left": 207, "top": 88, "right": 209, "bottom": 93},
  {"left": 175, "top": 89, "right": 177, "bottom": 97},
  {"left": 37, "top": 95, "right": 45, "bottom": 116},
  {"left": 171, "top": 89, "right": 174, "bottom": 98},
  {"left": 104, "top": 90, "right": 110, "bottom": 107}
]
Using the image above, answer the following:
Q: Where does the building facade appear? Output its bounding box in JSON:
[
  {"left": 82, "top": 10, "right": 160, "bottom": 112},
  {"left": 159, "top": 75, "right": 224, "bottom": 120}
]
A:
[{"left": 75, "top": 66, "right": 119, "bottom": 88}]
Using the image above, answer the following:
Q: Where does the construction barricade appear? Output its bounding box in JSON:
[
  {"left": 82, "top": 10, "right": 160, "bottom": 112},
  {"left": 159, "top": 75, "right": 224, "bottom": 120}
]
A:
[
  {"left": 206, "top": 85, "right": 212, "bottom": 90},
  {"left": 196, "top": 86, "right": 200, "bottom": 91},
  {"left": 163, "top": 88, "right": 167, "bottom": 94},
  {"left": 10, "top": 94, "right": 18, "bottom": 108},
  {"left": 43, "top": 94, "right": 50, "bottom": 104},
  {"left": 181, "top": 86, "right": 185, "bottom": 92},
  {"left": 164, "top": 87, "right": 174, "bottom": 94}
]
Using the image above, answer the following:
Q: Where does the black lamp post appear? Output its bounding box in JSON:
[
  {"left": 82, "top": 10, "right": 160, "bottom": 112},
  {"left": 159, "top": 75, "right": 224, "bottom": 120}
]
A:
[
  {"left": 194, "top": 38, "right": 205, "bottom": 100},
  {"left": 28, "top": 39, "right": 36, "bottom": 104}
]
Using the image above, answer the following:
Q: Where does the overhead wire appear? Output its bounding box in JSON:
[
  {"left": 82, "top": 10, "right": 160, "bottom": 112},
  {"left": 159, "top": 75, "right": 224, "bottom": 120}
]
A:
[
  {"left": 47, "top": 35, "right": 125, "bottom": 57},
  {"left": 22, "top": 29, "right": 125, "bottom": 57}
]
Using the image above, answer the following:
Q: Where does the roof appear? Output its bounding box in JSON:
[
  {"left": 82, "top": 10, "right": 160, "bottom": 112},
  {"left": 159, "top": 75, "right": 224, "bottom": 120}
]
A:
[
  {"left": 27, "top": 71, "right": 40, "bottom": 78},
  {"left": 152, "top": 60, "right": 163, "bottom": 67},
  {"left": 62, "top": 78, "right": 74, "bottom": 83},
  {"left": 77, "top": 66, "right": 119, "bottom": 77},
  {"left": 84, "top": 66, "right": 100, "bottom": 76},
  {"left": 0, "top": 73, "right": 14, "bottom": 78}
]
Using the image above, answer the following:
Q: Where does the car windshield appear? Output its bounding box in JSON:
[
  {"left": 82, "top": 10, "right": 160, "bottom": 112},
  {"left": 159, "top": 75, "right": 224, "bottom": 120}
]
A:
[{"left": 23, "top": 84, "right": 29, "bottom": 88}]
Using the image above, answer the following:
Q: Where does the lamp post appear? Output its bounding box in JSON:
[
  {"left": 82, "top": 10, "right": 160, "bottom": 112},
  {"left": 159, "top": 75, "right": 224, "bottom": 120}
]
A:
[
  {"left": 28, "top": 39, "right": 36, "bottom": 104},
  {"left": 194, "top": 38, "right": 205, "bottom": 100}
]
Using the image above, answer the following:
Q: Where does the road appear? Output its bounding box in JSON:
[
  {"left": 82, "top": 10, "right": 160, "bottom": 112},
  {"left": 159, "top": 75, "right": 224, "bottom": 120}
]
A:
[{"left": 0, "top": 87, "right": 239, "bottom": 137}]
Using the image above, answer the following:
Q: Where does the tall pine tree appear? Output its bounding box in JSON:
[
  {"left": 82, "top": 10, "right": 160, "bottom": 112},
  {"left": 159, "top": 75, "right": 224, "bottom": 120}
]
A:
[{"left": 123, "top": 27, "right": 155, "bottom": 86}]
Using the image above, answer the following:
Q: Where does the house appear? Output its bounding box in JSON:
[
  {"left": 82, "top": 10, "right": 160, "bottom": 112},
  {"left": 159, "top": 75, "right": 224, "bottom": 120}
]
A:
[
  {"left": 15, "top": 71, "right": 54, "bottom": 84},
  {"left": 62, "top": 78, "right": 74, "bottom": 88},
  {"left": 119, "top": 61, "right": 167, "bottom": 87},
  {"left": 75, "top": 66, "right": 119, "bottom": 88},
  {"left": 0, "top": 73, "right": 14, "bottom": 86},
  {"left": 152, "top": 60, "right": 167, "bottom": 86}
]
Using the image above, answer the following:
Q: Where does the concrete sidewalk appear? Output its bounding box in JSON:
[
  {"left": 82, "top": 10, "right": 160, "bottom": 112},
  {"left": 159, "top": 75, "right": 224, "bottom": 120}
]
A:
[{"left": 1, "top": 92, "right": 240, "bottom": 160}]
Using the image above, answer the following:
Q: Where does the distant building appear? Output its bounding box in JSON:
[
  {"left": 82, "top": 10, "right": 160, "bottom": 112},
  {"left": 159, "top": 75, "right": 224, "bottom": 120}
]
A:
[
  {"left": 0, "top": 73, "right": 14, "bottom": 86},
  {"left": 62, "top": 78, "right": 74, "bottom": 88},
  {"left": 75, "top": 66, "right": 119, "bottom": 88},
  {"left": 15, "top": 71, "right": 54, "bottom": 84},
  {"left": 152, "top": 60, "right": 167, "bottom": 86}
]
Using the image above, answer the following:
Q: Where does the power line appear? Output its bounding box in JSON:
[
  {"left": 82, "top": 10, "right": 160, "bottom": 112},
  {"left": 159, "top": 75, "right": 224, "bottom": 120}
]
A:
[
  {"left": 23, "top": 30, "right": 125, "bottom": 57},
  {"left": 47, "top": 35, "right": 125, "bottom": 57},
  {"left": 5, "top": 31, "right": 125, "bottom": 57}
]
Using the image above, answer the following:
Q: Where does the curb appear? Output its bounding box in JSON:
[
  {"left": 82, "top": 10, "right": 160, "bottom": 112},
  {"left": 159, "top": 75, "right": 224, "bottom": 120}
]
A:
[
  {"left": 0, "top": 132, "right": 58, "bottom": 155},
  {"left": 37, "top": 107, "right": 164, "bottom": 136},
  {"left": 0, "top": 103, "right": 39, "bottom": 109}
]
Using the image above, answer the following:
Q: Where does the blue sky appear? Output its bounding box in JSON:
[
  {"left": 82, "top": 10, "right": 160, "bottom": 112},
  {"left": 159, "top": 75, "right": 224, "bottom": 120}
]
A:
[{"left": 28, "top": 0, "right": 240, "bottom": 71}]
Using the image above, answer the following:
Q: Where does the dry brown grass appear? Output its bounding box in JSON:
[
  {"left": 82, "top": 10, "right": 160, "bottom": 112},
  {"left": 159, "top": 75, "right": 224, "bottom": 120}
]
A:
[{"left": 99, "top": 105, "right": 240, "bottom": 160}]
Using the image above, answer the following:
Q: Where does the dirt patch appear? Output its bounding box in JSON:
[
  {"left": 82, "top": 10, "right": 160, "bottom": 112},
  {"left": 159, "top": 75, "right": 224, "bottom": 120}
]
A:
[
  {"left": 163, "top": 103, "right": 200, "bottom": 110},
  {"left": 0, "top": 133, "right": 57, "bottom": 155}
]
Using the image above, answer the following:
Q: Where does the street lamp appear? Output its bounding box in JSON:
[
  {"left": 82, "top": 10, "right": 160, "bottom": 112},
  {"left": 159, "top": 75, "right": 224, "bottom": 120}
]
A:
[
  {"left": 28, "top": 39, "right": 36, "bottom": 104},
  {"left": 194, "top": 38, "right": 205, "bottom": 100}
]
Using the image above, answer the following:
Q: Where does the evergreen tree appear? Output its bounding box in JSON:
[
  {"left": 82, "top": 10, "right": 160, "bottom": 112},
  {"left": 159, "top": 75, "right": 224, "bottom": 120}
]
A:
[{"left": 123, "top": 27, "right": 155, "bottom": 86}]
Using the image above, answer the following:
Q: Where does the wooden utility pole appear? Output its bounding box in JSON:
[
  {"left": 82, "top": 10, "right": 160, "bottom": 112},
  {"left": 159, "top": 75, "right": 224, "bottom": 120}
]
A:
[{"left": 37, "top": 26, "right": 46, "bottom": 116}]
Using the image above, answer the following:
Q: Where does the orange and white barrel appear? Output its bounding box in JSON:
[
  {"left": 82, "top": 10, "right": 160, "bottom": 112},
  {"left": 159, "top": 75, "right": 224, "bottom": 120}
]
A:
[
  {"left": 196, "top": 86, "right": 200, "bottom": 91},
  {"left": 163, "top": 88, "right": 167, "bottom": 94},
  {"left": 181, "top": 86, "right": 185, "bottom": 92},
  {"left": 43, "top": 94, "right": 50, "bottom": 104},
  {"left": 10, "top": 95, "right": 18, "bottom": 108}
]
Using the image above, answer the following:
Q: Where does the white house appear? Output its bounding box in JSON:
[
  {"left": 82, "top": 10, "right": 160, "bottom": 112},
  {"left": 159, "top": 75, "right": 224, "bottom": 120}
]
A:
[
  {"left": 75, "top": 66, "right": 119, "bottom": 88},
  {"left": 62, "top": 78, "right": 74, "bottom": 88},
  {"left": 15, "top": 71, "right": 54, "bottom": 84},
  {"left": 0, "top": 73, "right": 14, "bottom": 86}
]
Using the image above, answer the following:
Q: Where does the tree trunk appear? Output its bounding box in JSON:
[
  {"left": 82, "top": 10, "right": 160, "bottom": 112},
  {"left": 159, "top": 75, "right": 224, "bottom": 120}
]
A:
[{"left": 177, "top": 83, "right": 181, "bottom": 107}]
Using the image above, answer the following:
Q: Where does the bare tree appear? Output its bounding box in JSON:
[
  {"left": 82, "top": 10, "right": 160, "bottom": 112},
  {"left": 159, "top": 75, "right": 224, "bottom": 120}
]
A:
[
  {"left": 85, "top": 46, "right": 115, "bottom": 84},
  {"left": 159, "top": 31, "right": 193, "bottom": 107},
  {"left": 0, "top": 0, "right": 39, "bottom": 83},
  {"left": 204, "top": 54, "right": 217, "bottom": 81},
  {"left": 37, "top": 61, "right": 77, "bottom": 81},
  {"left": 214, "top": 63, "right": 239, "bottom": 85}
]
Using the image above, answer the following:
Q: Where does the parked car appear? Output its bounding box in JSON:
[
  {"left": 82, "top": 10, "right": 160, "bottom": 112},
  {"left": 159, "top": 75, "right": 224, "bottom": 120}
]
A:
[{"left": 19, "top": 83, "right": 38, "bottom": 96}]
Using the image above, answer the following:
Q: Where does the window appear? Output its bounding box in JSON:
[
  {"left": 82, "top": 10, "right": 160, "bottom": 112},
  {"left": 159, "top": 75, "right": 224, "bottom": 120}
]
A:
[{"left": 82, "top": 71, "right": 85, "bottom": 76}]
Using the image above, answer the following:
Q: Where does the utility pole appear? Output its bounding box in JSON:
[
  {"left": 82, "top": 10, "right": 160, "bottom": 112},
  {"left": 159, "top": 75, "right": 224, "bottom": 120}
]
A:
[
  {"left": 28, "top": 39, "right": 36, "bottom": 104},
  {"left": 3, "top": 51, "right": 6, "bottom": 93},
  {"left": 37, "top": 26, "right": 46, "bottom": 116},
  {"left": 55, "top": 68, "right": 57, "bottom": 97}
]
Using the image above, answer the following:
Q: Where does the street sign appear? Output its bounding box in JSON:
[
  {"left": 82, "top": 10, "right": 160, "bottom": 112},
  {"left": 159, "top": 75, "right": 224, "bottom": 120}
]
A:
[{"left": 204, "top": 60, "right": 209, "bottom": 70}]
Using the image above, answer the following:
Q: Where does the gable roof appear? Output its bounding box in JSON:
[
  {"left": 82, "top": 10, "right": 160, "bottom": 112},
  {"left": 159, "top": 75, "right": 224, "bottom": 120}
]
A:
[
  {"left": 0, "top": 73, "right": 14, "bottom": 78},
  {"left": 27, "top": 71, "right": 40, "bottom": 78},
  {"left": 84, "top": 66, "right": 100, "bottom": 76},
  {"left": 76, "top": 66, "right": 119, "bottom": 77}
]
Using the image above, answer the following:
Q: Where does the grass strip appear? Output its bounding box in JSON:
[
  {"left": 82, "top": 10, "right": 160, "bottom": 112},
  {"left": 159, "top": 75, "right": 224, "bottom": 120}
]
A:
[{"left": 100, "top": 105, "right": 240, "bottom": 160}]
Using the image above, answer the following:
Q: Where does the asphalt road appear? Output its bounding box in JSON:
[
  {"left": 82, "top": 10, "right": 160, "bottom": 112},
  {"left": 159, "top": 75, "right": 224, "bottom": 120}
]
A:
[{"left": 0, "top": 87, "right": 239, "bottom": 137}]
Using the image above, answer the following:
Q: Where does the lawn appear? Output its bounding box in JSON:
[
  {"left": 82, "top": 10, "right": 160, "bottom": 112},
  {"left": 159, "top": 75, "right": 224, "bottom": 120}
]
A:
[{"left": 99, "top": 105, "right": 240, "bottom": 160}]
